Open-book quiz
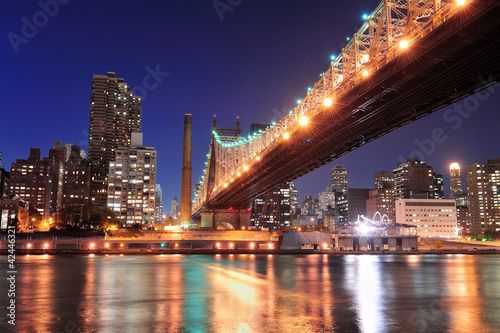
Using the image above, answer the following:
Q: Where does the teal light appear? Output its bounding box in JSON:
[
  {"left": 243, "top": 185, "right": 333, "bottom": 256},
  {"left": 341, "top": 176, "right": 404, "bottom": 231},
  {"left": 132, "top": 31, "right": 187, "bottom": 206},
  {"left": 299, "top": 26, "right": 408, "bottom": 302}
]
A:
[
  {"left": 362, "top": 13, "right": 369, "bottom": 20},
  {"left": 297, "top": 99, "right": 302, "bottom": 105}
]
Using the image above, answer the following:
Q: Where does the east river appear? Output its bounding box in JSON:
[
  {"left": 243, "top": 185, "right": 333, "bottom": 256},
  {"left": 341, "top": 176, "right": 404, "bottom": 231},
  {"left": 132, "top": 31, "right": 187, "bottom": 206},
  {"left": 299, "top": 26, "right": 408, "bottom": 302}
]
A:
[{"left": 2, "top": 254, "right": 500, "bottom": 332}]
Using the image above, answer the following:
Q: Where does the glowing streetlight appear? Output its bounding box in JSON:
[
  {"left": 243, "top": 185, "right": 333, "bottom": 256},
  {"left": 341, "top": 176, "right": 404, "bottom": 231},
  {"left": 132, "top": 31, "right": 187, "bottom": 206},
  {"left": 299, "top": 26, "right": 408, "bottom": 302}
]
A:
[
  {"left": 456, "top": 0, "right": 466, "bottom": 5},
  {"left": 243, "top": 165, "right": 249, "bottom": 171},
  {"left": 268, "top": 243, "right": 273, "bottom": 249},
  {"left": 362, "top": 70, "right": 369, "bottom": 77},
  {"left": 323, "top": 98, "right": 333, "bottom": 107},
  {"left": 283, "top": 133, "right": 290, "bottom": 139},
  {"left": 229, "top": 242, "right": 234, "bottom": 249},
  {"left": 44, "top": 243, "right": 49, "bottom": 249},
  {"left": 216, "top": 243, "right": 220, "bottom": 249},
  {"left": 250, "top": 242, "right": 255, "bottom": 249},
  {"left": 299, "top": 117, "right": 309, "bottom": 126},
  {"left": 90, "top": 243, "right": 95, "bottom": 249},
  {"left": 400, "top": 40, "right": 409, "bottom": 49},
  {"left": 105, "top": 243, "right": 110, "bottom": 248},
  {"left": 27, "top": 243, "right": 32, "bottom": 249}
]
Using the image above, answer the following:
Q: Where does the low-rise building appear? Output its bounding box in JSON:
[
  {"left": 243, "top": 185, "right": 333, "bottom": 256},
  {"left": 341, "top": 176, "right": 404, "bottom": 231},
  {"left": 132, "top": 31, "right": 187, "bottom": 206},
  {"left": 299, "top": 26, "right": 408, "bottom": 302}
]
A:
[{"left": 395, "top": 198, "right": 458, "bottom": 238}]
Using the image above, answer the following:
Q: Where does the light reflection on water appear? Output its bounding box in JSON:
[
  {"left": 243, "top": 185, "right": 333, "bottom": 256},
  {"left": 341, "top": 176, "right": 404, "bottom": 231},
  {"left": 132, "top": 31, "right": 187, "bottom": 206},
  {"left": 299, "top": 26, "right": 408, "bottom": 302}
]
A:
[{"left": 5, "top": 254, "right": 500, "bottom": 332}]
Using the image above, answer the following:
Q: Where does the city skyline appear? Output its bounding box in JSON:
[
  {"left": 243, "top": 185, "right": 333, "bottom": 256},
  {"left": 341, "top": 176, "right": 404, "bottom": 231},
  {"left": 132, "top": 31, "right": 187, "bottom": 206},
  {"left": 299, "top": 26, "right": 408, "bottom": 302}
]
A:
[{"left": 2, "top": 1, "right": 500, "bottom": 210}]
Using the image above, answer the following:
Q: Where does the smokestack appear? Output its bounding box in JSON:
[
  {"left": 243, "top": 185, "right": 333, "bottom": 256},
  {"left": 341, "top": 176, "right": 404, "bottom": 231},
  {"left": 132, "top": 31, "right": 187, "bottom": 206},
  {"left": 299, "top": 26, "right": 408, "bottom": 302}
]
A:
[{"left": 180, "top": 114, "right": 193, "bottom": 223}]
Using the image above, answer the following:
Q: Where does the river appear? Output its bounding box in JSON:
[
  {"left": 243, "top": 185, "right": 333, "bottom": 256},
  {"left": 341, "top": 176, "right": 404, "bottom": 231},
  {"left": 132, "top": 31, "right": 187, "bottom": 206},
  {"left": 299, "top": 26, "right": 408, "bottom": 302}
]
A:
[{"left": 2, "top": 254, "right": 500, "bottom": 332}]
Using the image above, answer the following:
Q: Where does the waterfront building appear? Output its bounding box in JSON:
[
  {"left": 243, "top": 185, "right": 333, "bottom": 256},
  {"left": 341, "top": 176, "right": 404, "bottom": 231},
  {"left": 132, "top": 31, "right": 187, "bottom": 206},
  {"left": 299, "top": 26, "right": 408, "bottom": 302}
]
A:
[
  {"left": 393, "top": 158, "right": 442, "bottom": 200},
  {"left": 466, "top": 158, "right": 500, "bottom": 233},
  {"left": 450, "top": 162, "right": 463, "bottom": 198},
  {"left": 331, "top": 165, "right": 347, "bottom": 194},
  {"left": 107, "top": 133, "right": 156, "bottom": 227},
  {"left": 87, "top": 72, "right": 142, "bottom": 207},
  {"left": 395, "top": 198, "right": 458, "bottom": 238},
  {"left": 250, "top": 182, "right": 296, "bottom": 230},
  {"left": 367, "top": 171, "right": 396, "bottom": 222},
  {"left": 8, "top": 148, "right": 51, "bottom": 219},
  {"left": 62, "top": 145, "right": 91, "bottom": 210}
]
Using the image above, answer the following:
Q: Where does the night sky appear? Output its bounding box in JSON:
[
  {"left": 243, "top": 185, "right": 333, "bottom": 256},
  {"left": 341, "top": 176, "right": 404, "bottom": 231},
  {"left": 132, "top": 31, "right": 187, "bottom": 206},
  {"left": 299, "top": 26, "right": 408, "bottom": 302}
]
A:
[{"left": 2, "top": 0, "right": 499, "bottom": 214}]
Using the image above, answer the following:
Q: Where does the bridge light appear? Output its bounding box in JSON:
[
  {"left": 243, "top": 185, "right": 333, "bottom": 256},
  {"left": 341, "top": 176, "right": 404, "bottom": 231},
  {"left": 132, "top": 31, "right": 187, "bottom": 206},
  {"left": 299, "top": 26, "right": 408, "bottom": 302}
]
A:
[
  {"left": 256, "top": 156, "right": 261, "bottom": 161},
  {"left": 456, "top": 0, "right": 466, "bottom": 5},
  {"left": 243, "top": 165, "right": 249, "bottom": 171},
  {"left": 283, "top": 133, "right": 290, "bottom": 139},
  {"left": 361, "top": 54, "right": 369, "bottom": 63},
  {"left": 44, "top": 243, "right": 49, "bottom": 249},
  {"left": 307, "top": 87, "right": 312, "bottom": 92},
  {"left": 323, "top": 98, "right": 333, "bottom": 107},
  {"left": 229, "top": 243, "right": 234, "bottom": 248},
  {"left": 250, "top": 242, "right": 255, "bottom": 249},
  {"left": 299, "top": 117, "right": 309, "bottom": 126},
  {"left": 330, "top": 54, "right": 336, "bottom": 61},
  {"left": 230, "top": 178, "right": 234, "bottom": 182},
  {"left": 399, "top": 40, "right": 409, "bottom": 49},
  {"left": 362, "top": 70, "right": 369, "bottom": 77},
  {"left": 224, "top": 183, "right": 228, "bottom": 188},
  {"left": 338, "top": 75, "right": 343, "bottom": 82},
  {"left": 296, "top": 99, "right": 302, "bottom": 105},
  {"left": 362, "top": 13, "right": 369, "bottom": 20},
  {"left": 237, "top": 172, "right": 241, "bottom": 177}
]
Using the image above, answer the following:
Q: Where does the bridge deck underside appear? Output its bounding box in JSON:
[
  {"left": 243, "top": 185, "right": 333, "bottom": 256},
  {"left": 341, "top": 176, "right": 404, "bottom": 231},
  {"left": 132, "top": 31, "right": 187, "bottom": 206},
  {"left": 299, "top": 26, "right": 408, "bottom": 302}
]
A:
[{"left": 195, "top": 0, "right": 500, "bottom": 218}]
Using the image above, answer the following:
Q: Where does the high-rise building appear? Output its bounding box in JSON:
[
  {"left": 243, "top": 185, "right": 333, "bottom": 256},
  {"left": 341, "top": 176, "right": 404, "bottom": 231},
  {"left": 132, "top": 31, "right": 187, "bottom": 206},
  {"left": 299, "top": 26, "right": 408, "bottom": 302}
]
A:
[
  {"left": 449, "top": 163, "right": 463, "bottom": 198},
  {"left": 367, "top": 171, "right": 396, "bottom": 222},
  {"left": 457, "top": 206, "right": 471, "bottom": 235},
  {"left": 171, "top": 196, "right": 179, "bottom": 219},
  {"left": 155, "top": 184, "right": 163, "bottom": 223},
  {"left": 107, "top": 133, "right": 156, "bottom": 227},
  {"left": 331, "top": 165, "right": 347, "bottom": 194},
  {"left": 44, "top": 141, "right": 66, "bottom": 215},
  {"left": 395, "top": 198, "right": 458, "bottom": 238},
  {"left": 393, "top": 158, "right": 442, "bottom": 200},
  {"left": 62, "top": 145, "right": 90, "bottom": 211},
  {"left": 374, "top": 171, "right": 394, "bottom": 189},
  {"left": 466, "top": 158, "right": 500, "bottom": 233},
  {"left": 87, "top": 72, "right": 142, "bottom": 207},
  {"left": 8, "top": 148, "right": 51, "bottom": 219},
  {"left": 250, "top": 182, "right": 296, "bottom": 230}
]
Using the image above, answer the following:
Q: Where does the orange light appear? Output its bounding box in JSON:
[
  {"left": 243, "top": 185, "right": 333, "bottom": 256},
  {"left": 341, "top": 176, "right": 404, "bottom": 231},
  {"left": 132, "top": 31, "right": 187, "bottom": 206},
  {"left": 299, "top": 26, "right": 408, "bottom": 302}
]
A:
[
  {"left": 268, "top": 243, "right": 273, "bottom": 249},
  {"left": 237, "top": 172, "right": 241, "bottom": 177},
  {"left": 90, "top": 243, "right": 95, "bottom": 249},
  {"left": 120, "top": 243, "right": 124, "bottom": 247},
  {"left": 27, "top": 243, "right": 32, "bottom": 249},
  {"left": 229, "top": 242, "right": 234, "bottom": 248},
  {"left": 283, "top": 133, "right": 290, "bottom": 139},
  {"left": 456, "top": 0, "right": 466, "bottom": 5},
  {"left": 250, "top": 242, "right": 255, "bottom": 249},
  {"left": 105, "top": 243, "right": 110, "bottom": 248},
  {"left": 362, "top": 70, "right": 369, "bottom": 77},
  {"left": 242, "top": 226, "right": 245, "bottom": 230},
  {"left": 224, "top": 183, "right": 228, "bottom": 188},
  {"left": 243, "top": 165, "right": 249, "bottom": 171},
  {"left": 299, "top": 117, "right": 308, "bottom": 126},
  {"left": 44, "top": 243, "right": 49, "bottom": 249},
  {"left": 323, "top": 98, "right": 333, "bottom": 107},
  {"left": 216, "top": 243, "right": 220, "bottom": 248},
  {"left": 450, "top": 162, "right": 460, "bottom": 171},
  {"left": 399, "top": 40, "right": 409, "bottom": 49},
  {"left": 175, "top": 243, "right": 179, "bottom": 247},
  {"left": 256, "top": 156, "right": 261, "bottom": 161}
]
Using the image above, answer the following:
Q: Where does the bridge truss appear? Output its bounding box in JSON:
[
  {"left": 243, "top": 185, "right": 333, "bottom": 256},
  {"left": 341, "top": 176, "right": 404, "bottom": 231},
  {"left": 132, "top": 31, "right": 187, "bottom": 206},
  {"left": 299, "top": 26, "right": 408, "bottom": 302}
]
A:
[{"left": 192, "top": 0, "right": 500, "bottom": 216}]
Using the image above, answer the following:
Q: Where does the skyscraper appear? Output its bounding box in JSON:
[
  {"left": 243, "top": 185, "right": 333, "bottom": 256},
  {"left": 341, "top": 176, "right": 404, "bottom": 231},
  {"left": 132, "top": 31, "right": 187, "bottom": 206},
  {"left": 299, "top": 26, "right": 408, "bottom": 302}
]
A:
[
  {"left": 250, "top": 182, "right": 296, "bottom": 231},
  {"left": 171, "top": 197, "right": 179, "bottom": 219},
  {"left": 331, "top": 165, "right": 347, "bottom": 194},
  {"left": 466, "top": 159, "right": 500, "bottom": 233},
  {"left": 393, "top": 158, "right": 442, "bottom": 200},
  {"left": 107, "top": 133, "right": 157, "bottom": 227},
  {"left": 449, "top": 163, "right": 463, "bottom": 198},
  {"left": 366, "top": 171, "right": 396, "bottom": 222},
  {"left": 87, "top": 72, "right": 142, "bottom": 207}
]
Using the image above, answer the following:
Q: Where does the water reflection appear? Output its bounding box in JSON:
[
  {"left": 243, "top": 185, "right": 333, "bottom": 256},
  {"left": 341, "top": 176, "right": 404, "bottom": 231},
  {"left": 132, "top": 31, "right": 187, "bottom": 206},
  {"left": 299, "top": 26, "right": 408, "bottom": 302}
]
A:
[{"left": 7, "top": 254, "right": 500, "bottom": 332}]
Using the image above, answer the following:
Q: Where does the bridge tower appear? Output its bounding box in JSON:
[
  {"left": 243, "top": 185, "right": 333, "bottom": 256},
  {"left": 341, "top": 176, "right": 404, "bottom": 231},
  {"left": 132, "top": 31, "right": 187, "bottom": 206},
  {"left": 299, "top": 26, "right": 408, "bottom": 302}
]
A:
[{"left": 200, "top": 116, "right": 251, "bottom": 229}]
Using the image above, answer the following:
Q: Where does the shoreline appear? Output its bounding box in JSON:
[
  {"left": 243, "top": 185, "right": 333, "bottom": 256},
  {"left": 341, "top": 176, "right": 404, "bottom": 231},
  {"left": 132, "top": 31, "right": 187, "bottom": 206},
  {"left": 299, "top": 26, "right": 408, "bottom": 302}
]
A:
[{"left": 3, "top": 249, "right": 500, "bottom": 255}]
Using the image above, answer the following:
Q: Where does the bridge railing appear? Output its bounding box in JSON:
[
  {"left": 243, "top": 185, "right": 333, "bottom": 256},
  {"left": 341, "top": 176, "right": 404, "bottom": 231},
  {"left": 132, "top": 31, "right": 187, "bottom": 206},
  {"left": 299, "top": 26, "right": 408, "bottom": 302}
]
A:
[{"left": 193, "top": 0, "right": 469, "bottom": 212}]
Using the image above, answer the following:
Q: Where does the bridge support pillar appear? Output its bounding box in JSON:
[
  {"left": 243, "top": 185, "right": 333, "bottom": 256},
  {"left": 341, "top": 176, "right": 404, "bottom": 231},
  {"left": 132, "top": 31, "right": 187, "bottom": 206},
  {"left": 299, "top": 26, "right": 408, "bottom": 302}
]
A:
[{"left": 201, "top": 207, "right": 250, "bottom": 230}]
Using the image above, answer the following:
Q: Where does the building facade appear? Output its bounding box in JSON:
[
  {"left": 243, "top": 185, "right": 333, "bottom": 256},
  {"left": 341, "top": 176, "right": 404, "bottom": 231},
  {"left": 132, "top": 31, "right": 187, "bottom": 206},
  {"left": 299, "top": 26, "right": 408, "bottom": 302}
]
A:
[
  {"left": 393, "top": 158, "right": 442, "bottom": 200},
  {"left": 250, "top": 182, "right": 297, "bottom": 230},
  {"left": 8, "top": 148, "right": 51, "bottom": 219},
  {"left": 107, "top": 133, "right": 157, "bottom": 227},
  {"left": 395, "top": 198, "right": 458, "bottom": 238},
  {"left": 87, "top": 72, "right": 142, "bottom": 207},
  {"left": 466, "top": 158, "right": 500, "bottom": 233}
]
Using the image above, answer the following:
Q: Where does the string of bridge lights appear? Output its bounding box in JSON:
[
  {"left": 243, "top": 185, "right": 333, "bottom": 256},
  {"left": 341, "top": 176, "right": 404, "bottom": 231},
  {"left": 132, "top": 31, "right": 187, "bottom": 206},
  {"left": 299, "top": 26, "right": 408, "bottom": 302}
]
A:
[{"left": 193, "top": 0, "right": 470, "bottom": 205}]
